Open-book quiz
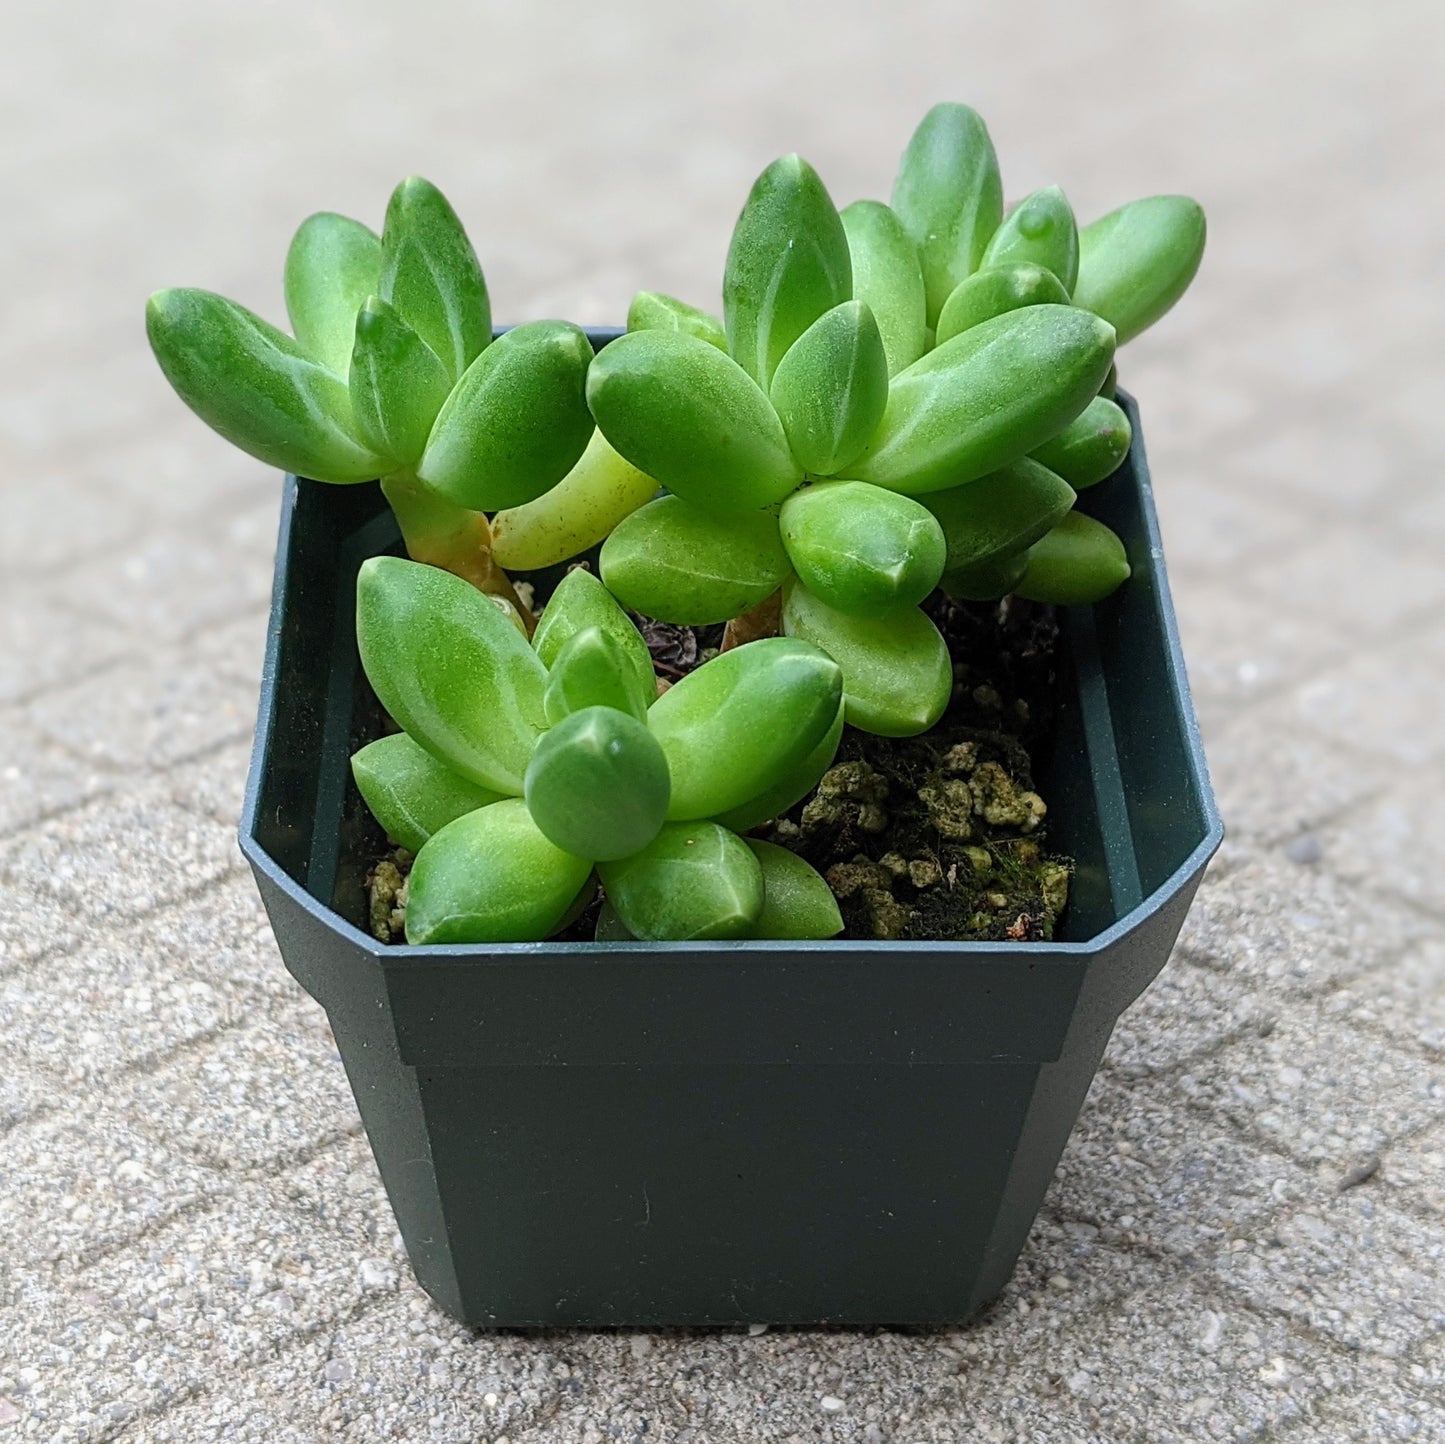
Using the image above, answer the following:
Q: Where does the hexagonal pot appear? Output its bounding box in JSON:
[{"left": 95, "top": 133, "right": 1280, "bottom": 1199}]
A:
[{"left": 239, "top": 329, "right": 1223, "bottom": 1328}]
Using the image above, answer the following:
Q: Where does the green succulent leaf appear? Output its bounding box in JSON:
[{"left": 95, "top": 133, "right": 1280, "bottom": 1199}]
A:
[
  {"left": 781, "top": 579, "right": 951, "bottom": 737},
  {"left": 647, "top": 638, "right": 843, "bottom": 820},
  {"left": 769, "top": 301, "right": 889, "bottom": 477},
  {"left": 1014, "top": 510, "right": 1132, "bottom": 605},
  {"left": 839, "top": 199, "right": 928, "bottom": 377},
  {"left": 779, "top": 481, "right": 945, "bottom": 618},
  {"left": 348, "top": 296, "right": 453, "bottom": 466},
  {"left": 418, "top": 319, "right": 594, "bottom": 511},
  {"left": 711, "top": 697, "right": 844, "bottom": 833},
  {"left": 851, "top": 304, "right": 1115, "bottom": 496},
  {"left": 350, "top": 732, "right": 503, "bottom": 854},
  {"left": 1072, "top": 196, "right": 1206, "bottom": 345},
  {"left": 378, "top": 176, "right": 492, "bottom": 383},
  {"left": 544, "top": 626, "right": 652, "bottom": 724},
  {"left": 600, "top": 494, "right": 789, "bottom": 626},
  {"left": 491, "top": 429, "right": 658, "bottom": 572},
  {"left": 627, "top": 291, "right": 728, "bottom": 350},
  {"left": 1029, "top": 396, "right": 1132, "bottom": 489},
  {"left": 979, "top": 186, "right": 1079, "bottom": 294},
  {"left": 723, "top": 154, "right": 852, "bottom": 389},
  {"left": 891, "top": 103, "right": 1004, "bottom": 327},
  {"left": 524, "top": 705, "right": 670, "bottom": 861},
  {"left": 531, "top": 567, "right": 657, "bottom": 700},
  {"left": 598, "top": 822, "right": 765, "bottom": 941},
  {"left": 586, "top": 329, "right": 801, "bottom": 514},
  {"left": 922, "top": 458, "right": 1077, "bottom": 583},
  {"left": 283, "top": 211, "right": 381, "bottom": 376},
  {"left": 146, "top": 288, "right": 386, "bottom": 483},
  {"left": 1099, "top": 363, "right": 1118, "bottom": 400},
  {"left": 934, "top": 262, "right": 1071, "bottom": 347},
  {"left": 746, "top": 839, "right": 844, "bottom": 940},
  {"left": 405, "top": 798, "right": 593, "bottom": 944},
  {"left": 355, "top": 556, "right": 547, "bottom": 794},
  {"left": 938, "top": 550, "right": 1030, "bottom": 602}
]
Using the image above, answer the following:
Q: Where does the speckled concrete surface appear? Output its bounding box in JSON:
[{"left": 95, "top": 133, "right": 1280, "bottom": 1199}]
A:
[{"left": 1, "top": 2, "right": 1442, "bottom": 1440}]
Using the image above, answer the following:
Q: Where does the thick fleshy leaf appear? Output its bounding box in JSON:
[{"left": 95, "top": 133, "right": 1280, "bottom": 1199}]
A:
[
  {"left": 491, "top": 429, "right": 658, "bottom": 571},
  {"left": 1014, "top": 511, "right": 1131, "bottom": 604},
  {"left": 1073, "top": 196, "right": 1206, "bottom": 345},
  {"left": 979, "top": 186, "right": 1079, "bottom": 294},
  {"left": 350, "top": 732, "right": 502, "bottom": 854},
  {"left": 531, "top": 567, "right": 656, "bottom": 700},
  {"left": 723, "top": 154, "right": 852, "bottom": 389},
  {"left": 544, "top": 626, "right": 652, "bottom": 723},
  {"left": 595, "top": 901, "right": 635, "bottom": 941},
  {"left": 586, "top": 329, "right": 801, "bottom": 514},
  {"left": 711, "top": 698, "right": 844, "bottom": 833},
  {"left": 627, "top": 291, "right": 728, "bottom": 350},
  {"left": 922, "top": 458, "right": 1076, "bottom": 582},
  {"left": 891, "top": 103, "right": 1004, "bottom": 327},
  {"left": 598, "top": 822, "right": 764, "bottom": 941},
  {"left": 524, "top": 706, "right": 670, "bottom": 861},
  {"left": 405, "top": 799, "right": 592, "bottom": 944},
  {"left": 378, "top": 176, "right": 491, "bottom": 382},
  {"left": 355, "top": 556, "right": 547, "bottom": 793},
  {"left": 780, "top": 481, "right": 945, "bottom": 618},
  {"left": 840, "top": 200, "right": 928, "bottom": 376},
  {"left": 647, "top": 638, "right": 843, "bottom": 820},
  {"left": 938, "top": 550, "right": 1029, "bottom": 602},
  {"left": 418, "top": 319, "right": 594, "bottom": 511},
  {"left": 769, "top": 301, "right": 889, "bottom": 477},
  {"left": 851, "top": 304, "right": 1115, "bottom": 495},
  {"left": 1029, "top": 396, "right": 1132, "bottom": 489},
  {"left": 782, "top": 579, "right": 951, "bottom": 737},
  {"left": 283, "top": 211, "right": 381, "bottom": 376},
  {"left": 600, "top": 494, "right": 790, "bottom": 626},
  {"left": 348, "top": 296, "right": 453, "bottom": 466},
  {"left": 146, "top": 289, "right": 386, "bottom": 483},
  {"left": 747, "top": 840, "right": 844, "bottom": 939},
  {"left": 934, "top": 262, "right": 1070, "bottom": 346}
]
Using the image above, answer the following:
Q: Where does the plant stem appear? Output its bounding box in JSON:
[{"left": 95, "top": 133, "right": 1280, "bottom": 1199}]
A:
[{"left": 380, "top": 472, "right": 536, "bottom": 631}]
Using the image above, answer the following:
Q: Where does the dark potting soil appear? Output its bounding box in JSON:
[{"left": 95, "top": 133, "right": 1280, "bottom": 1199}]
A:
[{"left": 363, "top": 594, "right": 1071, "bottom": 945}]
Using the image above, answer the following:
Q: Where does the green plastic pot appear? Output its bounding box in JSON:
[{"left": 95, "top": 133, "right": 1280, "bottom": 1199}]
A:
[{"left": 239, "top": 329, "right": 1222, "bottom": 1328}]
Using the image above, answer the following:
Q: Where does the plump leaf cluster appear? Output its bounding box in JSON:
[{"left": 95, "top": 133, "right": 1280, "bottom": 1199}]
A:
[
  {"left": 352, "top": 561, "right": 845, "bottom": 944},
  {"left": 589, "top": 104, "right": 1202, "bottom": 735},
  {"left": 145, "top": 102, "right": 1206, "bottom": 943}
]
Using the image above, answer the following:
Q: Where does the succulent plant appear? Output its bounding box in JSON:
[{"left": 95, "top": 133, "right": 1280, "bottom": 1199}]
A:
[
  {"left": 351, "top": 560, "right": 845, "bottom": 944},
  {"left": 146, "top": 177, "right": 604, "bottom": 620}
]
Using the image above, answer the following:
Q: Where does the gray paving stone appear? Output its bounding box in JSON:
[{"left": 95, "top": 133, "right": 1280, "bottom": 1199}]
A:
[
  {"left": 0, "top": 578, "right": 130, "bottom": 709},
  {"left": 0, "top": 1061, "right": 62, "bottom": 1136},
  {"left": 1377, "top": 1120, "right": 1445, "bottom": 1222},
  {"left": 119, "top": 1009, "right": 356, "bottom": 1172},
  {"left": 1175, "top": 1000, "right": 1445, "bottom": 1170},
  {"left": 0, "top": 783, "right": 237, "bottom": 926},
  {"left": 0, "top": 467, "right": 142, "bottom": 582},
  {"left": 1322, "top": 785, "right": 1445, "bottom": 917},
  {"left": 0, "top": 887, "right": 82, "bottom": 976},
  {"left": 1172, "top": 580, "right": 1346, "bottom": 717},
  {"left": 1176, "top": 844, "right": 1433, "bottom": 995},
  {"left": 1293, "top": 625, "right": 1445, "bottom": 769},
  {"left": 1207, "top": 1192, "right": 1445, "bottom": 1358},
  {"left": 188, "top": 609, "right": 270, "bottom": 690},
  {"left": 0, "top": 713, "right": 113, "bottom": 836},
  {"left": 1323, "top": 941, "right": 1445, "bottom": 1057},
  {"left": 163, "top": 739, "right": 255, "bottom": 832},
  {"left": 140, "top": 874, "right": 297, "bottom": 1002},
  {"left": 1107, "top": 953, "right": 1276, "bottom": 1078},
  {"left": 0, "top": 931, "right": 245, "bottom": 1083},
  {"left": 992, "top": 1278, "right": 1370, "bottom": 1442},
  {"left": 1050, "top": 1073, "right": 1312, "bottom": 1260},
  {"left": 28, "top": 648, "right": 255, "bottom": 772},
  {"left": 0, "top": 1178, "right": 398, "bottom": 1439},
  {"left": 51, "top": 505, "right": 276, "bottom": 647},
  {"left": 1204, "top": 695, "right": 1390, "bottom": 846},
  {"left": 0, "top": 1099, "right": 229, "bottom": 1279}
]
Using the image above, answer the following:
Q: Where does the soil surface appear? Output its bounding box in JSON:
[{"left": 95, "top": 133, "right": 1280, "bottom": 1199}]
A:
[{"left": 364, "top": 593, "right": 1072, "bottom": 945}]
